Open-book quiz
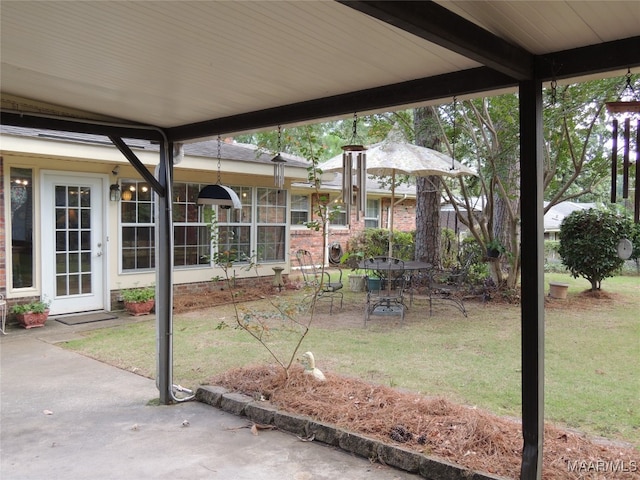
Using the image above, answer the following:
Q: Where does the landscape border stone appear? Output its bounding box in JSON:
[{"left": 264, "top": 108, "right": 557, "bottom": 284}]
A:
[{"left": 196, "top": 386, "right": 505, "bottom": 480}]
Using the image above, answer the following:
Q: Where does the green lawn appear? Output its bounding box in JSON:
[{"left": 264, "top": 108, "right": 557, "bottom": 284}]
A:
[{"left": 64, "top": 272, "right": 640, "bottom": 447}]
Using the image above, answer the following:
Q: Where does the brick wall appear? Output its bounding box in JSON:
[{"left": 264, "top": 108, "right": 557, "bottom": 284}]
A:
[{"left": 289, "top": 195, "right": 419, "bottom": 265}]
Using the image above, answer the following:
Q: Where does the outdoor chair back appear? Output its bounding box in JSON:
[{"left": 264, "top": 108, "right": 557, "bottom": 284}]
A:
[
  {"left": 427, "top": 255, "right": 471, "bottom": 317},
  {"left": 363, "top": 256, "right": 407, "bottom": 325},
  {"left": 295, "top": 249, "right": 343, "bottom": 313}
]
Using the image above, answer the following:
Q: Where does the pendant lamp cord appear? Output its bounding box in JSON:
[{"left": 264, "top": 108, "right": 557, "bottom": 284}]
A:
[{"left": 216, "top": 135, "right": 222, "bottom": 185}]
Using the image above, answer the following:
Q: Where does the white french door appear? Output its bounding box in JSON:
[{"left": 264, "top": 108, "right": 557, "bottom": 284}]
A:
[{"left": 41, "top": 173, "right": 106, "bottom": 315}]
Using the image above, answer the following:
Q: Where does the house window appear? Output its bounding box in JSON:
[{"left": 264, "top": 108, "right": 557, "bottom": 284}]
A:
[
  {"left": 172, "top": 183, "right": 210, "bottom": 267},
  {"left": 290, "top": 194, "right": 309, "bottom": 226},
  {"left": 216, "top": 186, "right": 252, "bottom": 263},
  {"left": 329, "top": 203, "right": 347, "bottom": 226},
  {"left": 256, "top": 188, "right": 286, "bottom": 261},
  {"left": 216, "top": 186, "right": 287, "bottom": 263},
  {"left": 365, "top": 199, "right": 380, "bottom": 228},
  {"left": 121, "top": 181, "right": 212, "bottom": 271},
  {"left": 10, "top": 167, "right": 34, "bottom": 288},
  {"left": 121, "top": 180, "right": 155, "bottom": 270}
]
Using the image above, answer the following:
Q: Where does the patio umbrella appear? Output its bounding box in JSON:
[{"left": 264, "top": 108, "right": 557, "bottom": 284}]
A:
[{"left": 322, "top": 123, "right": 476, "bottom": 256}]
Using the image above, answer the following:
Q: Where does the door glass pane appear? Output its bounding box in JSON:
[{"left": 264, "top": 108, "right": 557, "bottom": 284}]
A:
[
  {"left": 69, "top": 253, "right": 79, "bottom": 273},
  {"left": 56, "top": 276, "right": 67, "bottom": 296},
  {"left": 56, "top": 253, "right": 67, "bottom": 274},
  {"left": 55, "top": 183, "right": 93, "bottom": 297},
  {"left": 80, "top": 187, "right": 91, "bottom": 207},
  {"left": 82, "top": 274, "right": 92, "bottom": 293},
  {"left": 55, "top": 186, "right": 66, "bottom": 206},
  {"left": 69, "top": 274, "right": 80, "bottom": 295}
]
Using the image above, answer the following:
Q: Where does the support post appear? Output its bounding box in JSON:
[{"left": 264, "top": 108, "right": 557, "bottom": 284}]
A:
[
  {"left": 156, "top": 141, "right": 174, "bottom": 405},
  {"left": 519, "top": 79, "right": 545, "bottom": 480}
]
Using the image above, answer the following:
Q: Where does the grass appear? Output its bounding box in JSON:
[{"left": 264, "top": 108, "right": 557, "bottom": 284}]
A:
[{"left": 64, "top": 272, "right": 640, "bottom": 447}]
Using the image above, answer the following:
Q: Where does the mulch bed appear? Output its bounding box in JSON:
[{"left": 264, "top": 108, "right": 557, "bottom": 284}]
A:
[{"left": 212, "top": 365, "right": 640, "bottom": 480}]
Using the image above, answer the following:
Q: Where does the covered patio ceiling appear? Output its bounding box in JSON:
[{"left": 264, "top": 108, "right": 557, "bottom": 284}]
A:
[
  {"left": 2, "top": 3, "right": 639, "bottom": 477},
  {"left": 1, "top": 1, "right": 639, "bottom": 140}
]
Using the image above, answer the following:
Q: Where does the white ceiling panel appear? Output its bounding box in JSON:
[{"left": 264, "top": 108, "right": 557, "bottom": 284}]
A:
[
  {"left": 0, "top": 1, "right": 477, "bottom": 127},
  {"left": 1, "top": 1, "right": 639, "bottom": 133},
  {"left": 439, "top": 1, "right": 640, "bottom": 54}
]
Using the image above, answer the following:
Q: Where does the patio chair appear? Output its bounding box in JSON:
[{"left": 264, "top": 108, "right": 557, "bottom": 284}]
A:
[
  {"left": 427, "top": 256, "right": 471, "bottom": 317},
  {"left": 295, "top": 249, "right": 343, "bottom": 313},
  {"left": 363, "top": 256, "right": 407, "bottom": 325}
]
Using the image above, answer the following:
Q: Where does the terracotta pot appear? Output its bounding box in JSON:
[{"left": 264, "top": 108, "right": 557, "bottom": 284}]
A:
[
  {"left": 17, "top": 310, "right": 49, "bottom": 329},
  {"left": 124, "top": 299, "right": 155, "bottom": 316}
]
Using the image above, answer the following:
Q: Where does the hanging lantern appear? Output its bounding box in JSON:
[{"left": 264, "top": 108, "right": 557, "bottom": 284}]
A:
[
  {"left": 109, "top": 165, "right": 120, "bottom": 202},
  {"left": 341, "top": 113, "right": 367, "bottom": 223},
  {"left": 606, "top": 68, "right": 640, "bottom": 223},
  {"left": 271, "top": 125, "right": 286, "bottom": 189},
  {"left": 197, "top": 135, "right": 242, "bottom": 209}
]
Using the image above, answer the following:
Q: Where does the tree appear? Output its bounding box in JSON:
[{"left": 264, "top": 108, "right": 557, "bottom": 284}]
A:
[
  {"left": 558, "top": 209, "right": 632, "bottom": 291},
  {"left": 414, "top": 106, "right": 443, "bottom": 266}
]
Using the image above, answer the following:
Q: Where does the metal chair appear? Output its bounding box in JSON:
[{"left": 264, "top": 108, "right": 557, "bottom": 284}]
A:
[
  {"left": 363, "top": 256, "right": 407, "bottom": 325},
  {"left": 427, "top": 257, "right": 471, "bottom": 317},
  {"left": 295, "top": 249, "right": 343, "bottom": 313}
]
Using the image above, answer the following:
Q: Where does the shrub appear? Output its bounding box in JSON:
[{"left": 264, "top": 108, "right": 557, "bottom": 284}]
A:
[
  {"left": 342, "top": 228, "right": 414, "bottom": 264},
  {"left": 558, "top": 209, "right": 632, "bottom": 291}
]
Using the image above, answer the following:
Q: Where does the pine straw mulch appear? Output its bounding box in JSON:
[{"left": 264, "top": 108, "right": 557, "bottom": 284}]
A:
[
  {"left": 173, "top": 285, "right": 274, "bottom": 313},
  {"left": 212, "top": 365, "right": 640, "bottom": 480}
]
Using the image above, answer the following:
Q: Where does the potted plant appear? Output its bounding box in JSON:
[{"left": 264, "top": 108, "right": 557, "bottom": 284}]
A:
[
  {"left": 121, "top": 285, "right": 155, "bottom": 316},
  {"left": 340, "top": 252, "right": 366, "bottom": 292},
  {"left": 11, "top": 297, "right": 51, "bottom": 329},
  {"left": 486, "top": 239, "right": 505, "bottom": 258}
]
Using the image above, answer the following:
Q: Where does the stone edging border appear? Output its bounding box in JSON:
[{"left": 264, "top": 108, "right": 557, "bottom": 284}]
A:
[{"left": 196, "top": 386, "right": 506, "bottom": 480}]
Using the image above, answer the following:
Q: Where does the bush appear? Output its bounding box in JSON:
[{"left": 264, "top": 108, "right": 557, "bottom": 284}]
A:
[
  {"left": 459, "top": 237, "right": 489, "bottom": 286},
  {"left": 342, "top": 229, "right": 414, "bottom": 266},
  {"left": 558, "top": 209, "right": 632, "bottom": 290}
]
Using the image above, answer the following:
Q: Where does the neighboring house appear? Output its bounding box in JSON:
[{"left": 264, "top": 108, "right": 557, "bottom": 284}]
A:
[
  {"left": 543, "top": 201, "right": 596, "bottom": 241},
  {"left": 290, "top": 174, "right": 416, "bottom": 264},
  {"left": 1, "top": 126, "right": 421, "bottom": 316}
]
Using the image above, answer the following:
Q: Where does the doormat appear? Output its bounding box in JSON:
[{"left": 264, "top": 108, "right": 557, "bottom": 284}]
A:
[{"left": 55, "top": 312, "right": 117, "bottom": 326}]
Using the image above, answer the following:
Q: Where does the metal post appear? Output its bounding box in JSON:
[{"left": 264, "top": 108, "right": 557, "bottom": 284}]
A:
[
  {"left": 156, "top": 142, "right": 174, "bottom": 405},
  {"left": 519, "top": 79, "right": 545, "bottom": 479}
]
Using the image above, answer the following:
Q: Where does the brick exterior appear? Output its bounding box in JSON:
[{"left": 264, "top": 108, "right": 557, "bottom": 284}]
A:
[{"left": 289, "top": 195, "right": 418, "bottom": 264}]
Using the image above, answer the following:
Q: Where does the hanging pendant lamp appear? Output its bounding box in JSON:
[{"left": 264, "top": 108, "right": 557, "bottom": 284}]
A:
[
  {"left": 271, "top": 125, "right": 286, "bottom": 189},
  {"left": 197, "top": 136, "right": 242, "bottom": 209},
  {"left": 341, "top": 113, "right": 367, "bottom": 223}
]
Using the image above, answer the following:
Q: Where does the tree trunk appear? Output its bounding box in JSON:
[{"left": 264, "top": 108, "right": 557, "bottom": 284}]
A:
[{"left": 414, "top": 107, "right": 442, "bottom": 266}]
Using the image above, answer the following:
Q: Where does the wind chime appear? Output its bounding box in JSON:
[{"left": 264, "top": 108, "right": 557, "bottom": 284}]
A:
[
  {"left": 341, "top": 113, "right": 367, "bottom": 223},
  {"left": 271, "top": 125, "right": 286, "bottom": 189},
  {"left": 606, "top": 68, "right": 640, "bottom": 223}
]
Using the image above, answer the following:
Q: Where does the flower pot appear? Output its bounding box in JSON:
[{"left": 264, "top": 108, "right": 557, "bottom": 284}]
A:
[
  {"left": 348, "top": 274, "right": 365, "bottom": 292},
  {"left": 367, "top": 277, "right": 381, "bottom": 292},
  {"left": 548, "top": 282, "right": 569, "bottom": 299},
  {"left": 124, "top": 299, "right": 155, "bottom": 316},
  {"left": 487, "top": 248, "right": 500, "bottom": 258},
  {"left": 17, "top": 310, "right": 49, "bottom": 329}
]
